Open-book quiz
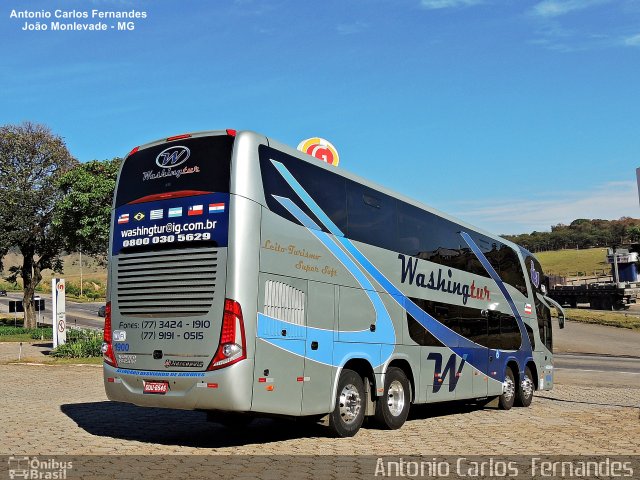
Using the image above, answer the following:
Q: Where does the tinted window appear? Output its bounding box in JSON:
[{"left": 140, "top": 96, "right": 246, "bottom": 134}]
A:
[
  {"left": 485, "top": 312, "right": 522, "bottom": 350},
  {"left": 536, "top": 294, "right": 553, "bottom": 351},
  {"left": 407, "top": 298, "right": 487, "bottom": 347},
  {"left": 523, "top": 251, "right": 553, "bottom": 350},
  {"left": 500, "top": 315, "right": 521, "bottom": 350},
  {"left": 407, "top": 313, "right": 444, "bottom": 347},
  {"left": 259, "top": 145, "right": 527, "bottom": 296},
  {"left": 469, "top": 233, "right": 528, "bottom": 297},
  {"left": 397, "top": 202, "right": 486, "bottom": 277},
  {"left": 259, "top": 145, "right": 347, "bottom": 234},
  {"left": 525, "top": 323, "right": 535, "bottom": 350},
  {"left": 116, "top": 135, "right": 234, "bottom": 207},
  {"left": 347, "top": 183, "right": 396, "bottom": 250}
]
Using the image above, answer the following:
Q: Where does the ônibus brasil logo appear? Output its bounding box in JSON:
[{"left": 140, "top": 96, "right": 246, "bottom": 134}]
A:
[
  {"left": 156, "top": 146, "right": 191, "bottom": 169},
  {"left": 297, "top": 137, "right": 340, "bottom": 166}
]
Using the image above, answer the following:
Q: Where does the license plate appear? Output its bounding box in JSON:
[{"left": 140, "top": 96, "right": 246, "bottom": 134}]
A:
[{"left": 143, "top": 381, "right": 168, "bottom": 394}]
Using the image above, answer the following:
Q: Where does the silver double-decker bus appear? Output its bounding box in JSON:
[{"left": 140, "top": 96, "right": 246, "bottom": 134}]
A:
[{"left": 103, "top": 130, "right": 565, "bottom": 437}]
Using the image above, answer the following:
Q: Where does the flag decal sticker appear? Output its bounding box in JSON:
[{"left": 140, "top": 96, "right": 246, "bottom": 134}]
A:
[
  {"left": 168, "top": 207, "right": 182, "bottom": 218},
  {"left": 188, "top": 204, "right": 203, "bottom": 216},
  {"left": 118, "top": 213, "right": 129, "bottom": 224},
  {"left": 209, "top": 203, "right": 225, "bottom": 213},
  {"left": 524, "top": 304, "right": 532, "bottom": 315},
  {"left": 150, "top": 209, "right": 163, "bottom": 220}
]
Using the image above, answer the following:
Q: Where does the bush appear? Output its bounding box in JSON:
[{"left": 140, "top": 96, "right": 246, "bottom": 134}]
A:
[
  {"left": 31, "top": 328, "right": 52, "bottom": 339},
  {"left": 0, "top": 326, "right": 52, "bottom": 339},
  {"left": 50, "top": 328, "right": 103, "bottom": 358}
]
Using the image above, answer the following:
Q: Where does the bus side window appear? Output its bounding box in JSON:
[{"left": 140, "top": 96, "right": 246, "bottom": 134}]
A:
[
  {"left": 346, "top": 183, "right": 396, "bottom": 251},
  {"left": 525, "top": 323, "right": 535, "bottom": 350},
  {"left": 536, "top": 295, "right": 552, "bottom": 351}
]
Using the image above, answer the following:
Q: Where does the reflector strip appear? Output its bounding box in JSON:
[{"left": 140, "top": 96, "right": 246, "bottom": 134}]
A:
[
  {"left": 207, "top": 383, "right": 219, "bottom": 389},
  {"left": 258, "top": 377, "right": 274, "bottom": 383}
]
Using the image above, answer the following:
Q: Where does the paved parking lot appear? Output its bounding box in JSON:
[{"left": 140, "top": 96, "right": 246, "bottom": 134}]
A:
[{"left": 1, "top": 361, "right": 638, "bottom": 457}]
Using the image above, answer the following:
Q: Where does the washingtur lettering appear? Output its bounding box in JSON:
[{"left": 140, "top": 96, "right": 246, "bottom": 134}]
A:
[{"left": 398, "top": 254, "right": 491, "bottom": 305}]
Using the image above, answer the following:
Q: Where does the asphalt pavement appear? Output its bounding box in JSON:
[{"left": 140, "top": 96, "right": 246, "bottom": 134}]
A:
[{"left": 0, "top": 291, "right": 104, "bottom": 329}]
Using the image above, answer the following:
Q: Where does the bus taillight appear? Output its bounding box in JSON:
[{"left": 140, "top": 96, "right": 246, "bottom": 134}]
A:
[
  {"left": 101, "top": 302, "right": 117, "bottom": 367},
  {"left": 126, "top": 146, "right": 139, "bottom": 157},
  {"left": 207, "top": 299, "right": 247, "bottom": 371},
  {"left": 166, "top": 133, "right": 192, "bottom": 142}
]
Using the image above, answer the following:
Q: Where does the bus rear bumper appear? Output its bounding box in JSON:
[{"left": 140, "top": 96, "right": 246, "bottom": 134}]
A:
[{"left": 103, "top": 360, "right": 254, "bottom": 412}]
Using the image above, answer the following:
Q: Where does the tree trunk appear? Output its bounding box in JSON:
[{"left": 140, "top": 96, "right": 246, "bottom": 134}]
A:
[{"left": 21, "top": 249, "right": 41, "bottom": 329}]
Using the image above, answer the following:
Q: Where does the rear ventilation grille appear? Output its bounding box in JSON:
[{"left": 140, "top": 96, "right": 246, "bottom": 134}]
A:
[
  {"left": 117, "top": 247, "right": 217, "bottom": 317},
  {"left": 263, "top": 280, "right": 305, "bottom": 325}
]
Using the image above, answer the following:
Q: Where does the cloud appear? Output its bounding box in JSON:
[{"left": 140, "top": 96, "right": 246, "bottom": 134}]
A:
[
  {"left": 624, "top": 33, "right": 640, "bottom": 46},
  {"left": 531, "top": 0, "right": 611, "bottom": 18},
  {"left": 451, "top": 181, "right": 639, "bottom": 234},
  {"left": 420, "top": 0, "right": 484, "bottom": 10}
]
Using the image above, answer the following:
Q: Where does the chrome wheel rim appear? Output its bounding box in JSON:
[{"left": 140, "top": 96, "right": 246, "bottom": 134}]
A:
[
  {"left": 521, "top": 375, "right": 534, "bottom": 399},
  {"left": 339, "top": 383, "right": 361, "bottom": 424},
  {"left": 502, "top": 376, "right": 515, "bottom": 402},
  {"left": 386, "top": 380, "right": 405, "bottom": 417}
]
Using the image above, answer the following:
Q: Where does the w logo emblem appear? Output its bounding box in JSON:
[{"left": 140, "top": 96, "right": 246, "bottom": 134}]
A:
[
  {"left": 427, "top": 352, "right": 467, "bottom": 392},
  {"left": 156, "top": 146, "right": 190, "bottom": 168}
]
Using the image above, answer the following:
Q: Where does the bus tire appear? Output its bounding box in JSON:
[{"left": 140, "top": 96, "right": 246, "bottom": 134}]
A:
[
  {"left": 498, "top": 367, "right": 516, "bottom": 410},
  {"left": 514, "top": 366, "right": 534, "bottom": 407},
  {"left": 374, "top": 367, "right": 410, "bottom": 429},
  {"left": 328, "top": 369, "right": 366, "bottom": 437}
]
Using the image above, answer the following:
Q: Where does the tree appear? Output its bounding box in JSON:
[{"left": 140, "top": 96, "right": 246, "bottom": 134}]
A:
[
  {"left": 0, "top": 122, "right": 77, "bottom": 328},
  {"left": 53, "top": 158, "right": 121, "bottom": 263}
]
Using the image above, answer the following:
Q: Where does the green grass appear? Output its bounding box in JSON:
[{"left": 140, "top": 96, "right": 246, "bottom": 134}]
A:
[
  {"left": 536, "top": 248, "right": 609, "bottom": 277},
  {"left": 562, "top": 308, "right": 640, "bottom": 330}
]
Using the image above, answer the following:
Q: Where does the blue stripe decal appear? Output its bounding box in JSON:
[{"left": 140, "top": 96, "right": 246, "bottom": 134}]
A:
[
  {"left": 271, "top": 160, "right": 344, "bottom": 235},
  {"left": 259, "top": 314, "right": 382, "bottom": 368},
  {"left": 272, "top": 195, "right": 321, "bottom": 230},
  {"left": 270, "top": 162, "right": 485, "bottom": 371},
  {"left": 267, "top": 195, "right": 396, "bottom": 367},
  {"left": 459, "top": 231, "right": 532, "bottom": 352}
]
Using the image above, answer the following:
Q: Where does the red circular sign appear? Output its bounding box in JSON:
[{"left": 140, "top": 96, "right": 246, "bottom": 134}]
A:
[{"left": 297, "top": 138, "right": 340, "bottom": 166}]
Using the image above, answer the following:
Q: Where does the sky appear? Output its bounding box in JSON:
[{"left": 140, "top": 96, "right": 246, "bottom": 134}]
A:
[{"left": 2, "top": 0, "right": 639, "bottom": 235}]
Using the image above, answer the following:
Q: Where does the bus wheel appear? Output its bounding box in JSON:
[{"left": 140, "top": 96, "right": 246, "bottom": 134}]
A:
[
  {"left": 328, "top": 369, "right": 365, "bottom": 437},
  {"left": 514, "top": 366, "right": 534, "bottom": 407},
  {"left": 498, "top": 367, "right": 516, "bottom": 410},
  {"left": 374, "top": 367, "right": 410, "bottom": 429}
]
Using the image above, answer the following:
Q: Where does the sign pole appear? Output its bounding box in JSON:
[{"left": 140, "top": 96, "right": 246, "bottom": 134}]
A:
[{"left": 52, "top": 278, "right": 66, "bottom": 347}]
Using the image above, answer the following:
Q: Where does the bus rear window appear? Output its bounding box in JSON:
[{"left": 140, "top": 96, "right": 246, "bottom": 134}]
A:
[{"left": 115, "top": 135, "right": 234, "bottom": 207}]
